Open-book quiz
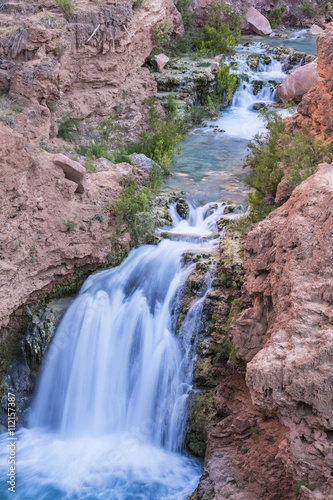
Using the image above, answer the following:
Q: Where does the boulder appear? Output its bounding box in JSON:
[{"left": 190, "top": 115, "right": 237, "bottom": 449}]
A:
[
  {"left": 151, "top": 53, "right": 170, "bottom": 72},
  {"left": 130, "top": 152, "right": 161, "bottom": 171},
  {"left": 310, "top": 24, "right": 323, "bottom": 35},
  {"left": 53, "top": 154, "right": 86, "bottom": 193},
  {"left": 277, "top": 61, "right": 318, "bottom": 103},
  {"left": 246, "top": 7, "right": 272, "bottom": 36}
]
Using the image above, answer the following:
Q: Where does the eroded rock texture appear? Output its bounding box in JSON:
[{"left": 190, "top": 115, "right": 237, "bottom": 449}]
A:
[
  {"left": 286, "top": 27, "right": 333, "bottom": 138},
  {"left": 234, "top": 163, "right": 333, "bottom": 497},
  {"left": 0, "top": 122, "right": 148, "bottom": 328},
  {"left": 0, "top": 0, "right": 182, "bottom": 140}
]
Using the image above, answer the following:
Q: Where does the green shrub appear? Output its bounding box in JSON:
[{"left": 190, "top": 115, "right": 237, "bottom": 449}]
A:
[
  {"left": 55, "top": 0, "right": 76, "bottom": 21},
  {"left": 244, "top": 111, "right": 333, "bottom": 221},
  {"left": 124, "top": 97, "right": 186, "bottom": 173},
  {"left": 251, "top": 426, "right": 259, "bottom": 442},
  {"left": 269, "top": 6, "right": 286, "bottom": 29},
  {"left": 215, "top": 64, "right": 237, "bottom": 104},
  {"left": 58, "top": 113, "right": 82, "bottom": 141},
  {"left": 12, "top": 104, "right": 23, "bottom": 113},
  {"left": 112, "top": 164, "right": 163, "bottom": 245},
  {"left": 281, "top": 128, "right": 333, "bottom": 187},
  {"left": 292, "top": 481, "right": 314, "bottom": 497},
  {"left": 133, "top": 0, "right": 145, "bottom": 8},
  {"left": 194, "top": 0, "right": 241, "bottom": 54},
  {"left": 300, "top": 0, "right": 319, "bottom": 16},
  {"left": 63, "top": 215, "right": 77, "bottom": 232},
  {"left": 151, "top": 22, "right": 173, "bottom": 56}
]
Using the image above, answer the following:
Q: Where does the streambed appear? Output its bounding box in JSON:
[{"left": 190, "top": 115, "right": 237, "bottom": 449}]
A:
[{"left": 0, "top": 30, "right": 317, "bottom": 500}]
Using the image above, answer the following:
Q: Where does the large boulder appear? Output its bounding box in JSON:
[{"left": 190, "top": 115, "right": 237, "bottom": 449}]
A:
[
  {"left": 310, "top": 24, "right": 323, "bottom": 35},
  {"left": 246, "top": 7, "right": 272, "bottom": 36},
  {"left": 277, "top": 61, "right": 318, "bottom": 103},
  {"left": 53, "top": 154, "right": 87, "bottom": 193}
]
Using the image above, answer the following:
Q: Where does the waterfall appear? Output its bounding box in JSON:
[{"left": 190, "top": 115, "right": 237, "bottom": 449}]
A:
[{"left": 0, "top": 202, "right": 234, "bottom": 499}]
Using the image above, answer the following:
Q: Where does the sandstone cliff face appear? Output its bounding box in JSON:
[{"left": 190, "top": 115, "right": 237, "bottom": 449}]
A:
[
  {"left": 286, "top": 27, "right": 333, "bottom": 138},
  {"left": 0, "top": 122, "right": 145, "bottom": 329},
  {"left": 234, "top": 163, "right": 333, "bottom": 497},
  {"left": 0, "top": 0, "right": 182, "bottom": 141}
]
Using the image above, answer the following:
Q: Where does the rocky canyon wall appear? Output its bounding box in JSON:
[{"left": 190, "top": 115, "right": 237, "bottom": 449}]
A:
[
  {"left": 0, "top": 0, "right": 182, "bottom": 141},
  {"left": 286, "top": 26, "right": 333, "bottom": 139}
]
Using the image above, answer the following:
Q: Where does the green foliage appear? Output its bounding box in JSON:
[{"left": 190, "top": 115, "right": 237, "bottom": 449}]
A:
[
  {"left": 112, "top": 164, "right": 163, "bottom": 245},
  {"left": 12, "top": 104, "right": 23, "bottom": 113},
  {"left": 47, "top": 100, "right": 57, "bottom": 113},
  {"left": 85, "top": 157, "right": 96, "bottom": 173},
  {"left": 176, "top": 0, "right": 195, "bottom": 31},
  {"left": 215, "top": 64, "right": 237, "bottom": 104},
  {"left": 58, "top": 113, "right": 82, "bottom": 141},
  {"left": 251, "top": 426, "right": 259, "bottom": 442},
  {"left": 63, "top": 215, "right": 77, "bottom": 232},
  {"left": 281, "top": 128, "right": 333, "bottom": 187},
  {"left": 244, "top": 112, "right": 285, "bottom": 216},
  {"left": 151, "top": 22, "right": 173, "bottom": 56},
  {"left": 244, "top": 111, "right": 333, "bottom": 222},
  {"left": 212, "top": 338, "right": 232, "bottom": 363},
  {"left": 55, "top": 0, "right": 76, "bottom": 21},
  {"left": 292, "top": 481, "right": 314, "bottom": 497},
  {"left": 269, "top": 5, "right": 286, "bottom": 28},
  {"left": 133, "top": 0, "right": 145, "bottom": 8},
  {"left": 124, "top": 97, "right": 186, "bottom": 172},
  {"left": 194, "top": 0, "right": 241, "bottom": 54},
  {"left": 300, "top": 0, "right": 319, "bottom": 17}
]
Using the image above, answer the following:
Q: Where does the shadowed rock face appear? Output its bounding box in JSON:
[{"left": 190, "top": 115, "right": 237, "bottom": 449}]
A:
[
  {"left": 285, "top": 26, "right": 333, "bottom": 138},
  {"left": 234, "top": 163, "right": 333, "bottom": 496}
]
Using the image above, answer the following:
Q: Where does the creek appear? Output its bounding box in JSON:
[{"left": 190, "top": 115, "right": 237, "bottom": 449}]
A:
[{"left": 0, "top": 30, "right": 316, "bottom": 499}]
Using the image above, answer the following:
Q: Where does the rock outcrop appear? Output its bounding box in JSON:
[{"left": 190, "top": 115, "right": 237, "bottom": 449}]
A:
[
  {"left": 277, "top": 61, "right": 318, "bottom": 103},
  {"left": 233, "top": 163, "right": 333, "bottom": 497},
  {"left": 0, "top": 0, "right": 182, "bottom": 141},
  {"left": 246, "top": 7, "right": 272, "bottom": 36},
  {"left": 285, "top": 27, "right": 333, "bottom": 138},
  {"left": 0, "top": 122, "right": 147, "bottom": 329}
]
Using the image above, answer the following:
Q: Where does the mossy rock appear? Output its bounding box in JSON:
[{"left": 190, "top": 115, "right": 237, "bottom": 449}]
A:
[
  {"left": 186, "top": 389, "right": 216, "bottom": 457},
  {"left": 176, "top": 199, "right": 189, "bottom": 219},
  {"left": 188, "top": 440, "right": 206, "bottom": 458}
]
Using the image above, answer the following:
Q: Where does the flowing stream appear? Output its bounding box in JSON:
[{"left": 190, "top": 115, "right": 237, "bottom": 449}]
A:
[{"left": 0, "top": 31, "right": 316, "bottom": 499}]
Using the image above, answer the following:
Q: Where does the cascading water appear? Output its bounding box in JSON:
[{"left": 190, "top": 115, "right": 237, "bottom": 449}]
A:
[
  {"left": 0, "top": 33, "right": 317, "bottom": 499},
  {"left": 0, "top": 202, "right": 236, "bottom": 499}
]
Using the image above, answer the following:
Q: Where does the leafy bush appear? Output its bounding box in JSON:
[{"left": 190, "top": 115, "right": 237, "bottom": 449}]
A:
[
  {"left": 133, "top": 0, "right": 145, "bottom": 8},
  {"left": 300, "top": 0, "right": 319, "bottom": 17},
  {"left": 292, "top": 481, "right": 314, "bottom": 497},
  {"left": 244, "top": 111, "right": 333, "bottom": 221},
  {"left": 269, "top": 6, "right": 286, "bottom": 29},
  {"left": 194, "top": 0, "right": 241, "bottom": 54},
  {"left": 58, "top": 113, "right": 82, "bottom": 141},
  {"left": 55, "top": 0, "right": 76, "bottom": 21},
  {"left": 215, "top": 64, "right": 237, "bottom": 104},
  {"left": 112, "top": 164, "right": 163, "bottom": 245},
  {"left": 123, "top": 97, "right": 187, "bottom": 173}
]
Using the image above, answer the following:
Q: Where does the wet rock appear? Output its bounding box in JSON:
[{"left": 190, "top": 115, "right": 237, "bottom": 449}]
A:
[
  {"left": 252, "top": 102, "right": 266, "bottom": 111},
  {"left": 247, "top": 55, "right": 260, "bottom": 70},
  {"left": 176, "top": 199, "right": 189, "bottom": 219},
  {"left": 246, "top": 7, "right": 272, "bottom": 36}
]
